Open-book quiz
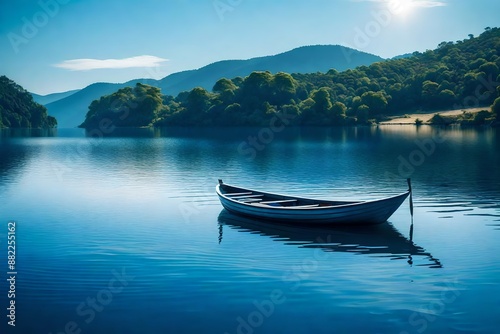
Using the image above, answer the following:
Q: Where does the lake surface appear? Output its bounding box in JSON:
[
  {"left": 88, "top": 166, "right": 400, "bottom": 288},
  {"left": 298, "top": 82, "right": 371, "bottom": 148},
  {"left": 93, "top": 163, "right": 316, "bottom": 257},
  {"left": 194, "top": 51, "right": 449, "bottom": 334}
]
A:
[{"left": 0, "top": 126, "right": 499, "bottom": 334}]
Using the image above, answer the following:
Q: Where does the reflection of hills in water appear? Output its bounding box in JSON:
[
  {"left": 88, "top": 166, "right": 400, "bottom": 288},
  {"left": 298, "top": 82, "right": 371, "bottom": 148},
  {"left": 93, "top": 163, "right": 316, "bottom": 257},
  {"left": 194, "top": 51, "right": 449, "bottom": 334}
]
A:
[{"left": 218, "top": 210, "right": 442, "bottom": 268}]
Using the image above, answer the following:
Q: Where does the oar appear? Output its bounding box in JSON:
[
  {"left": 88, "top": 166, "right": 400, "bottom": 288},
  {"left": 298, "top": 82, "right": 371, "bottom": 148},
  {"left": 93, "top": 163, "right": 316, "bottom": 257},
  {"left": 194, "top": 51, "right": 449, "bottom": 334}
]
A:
[
  {"left": 407, "top": 178, "right": 414, "bottom": 217},
  {"left": 407, "top": 178, "right": 414, "bottom": 243},
  {"left": 409, "top": 219, "right": 414, "bottom": 242},
  {"left": 407, "top": 178, "right": 415, "bottom": 263}
]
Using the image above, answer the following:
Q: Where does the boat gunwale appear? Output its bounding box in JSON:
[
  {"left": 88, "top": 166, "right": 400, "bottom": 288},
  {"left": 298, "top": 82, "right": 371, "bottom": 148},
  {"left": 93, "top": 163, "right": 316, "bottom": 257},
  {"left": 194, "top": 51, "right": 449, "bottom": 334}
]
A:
[{"left": 216, "top": 183, "right": 410, "bottom": 211}]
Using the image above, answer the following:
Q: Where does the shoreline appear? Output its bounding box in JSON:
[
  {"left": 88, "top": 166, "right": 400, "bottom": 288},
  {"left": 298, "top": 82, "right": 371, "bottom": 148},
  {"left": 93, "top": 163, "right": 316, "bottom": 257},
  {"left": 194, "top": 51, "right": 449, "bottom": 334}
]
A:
[
  {"left": 2, "top": 106, "right": 494, "bottom": 131},
  {"left": 379, "top": 107, "right": 487, "bottom": 125}
]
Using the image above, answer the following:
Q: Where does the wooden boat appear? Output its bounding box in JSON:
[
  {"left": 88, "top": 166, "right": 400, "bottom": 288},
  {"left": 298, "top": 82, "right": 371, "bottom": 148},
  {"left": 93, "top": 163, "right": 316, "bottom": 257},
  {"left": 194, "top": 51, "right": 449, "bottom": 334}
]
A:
[
  {"left": 217, "top": 211, "right": 442, "bottom": 268},
  {"left": 216, "top": 179, "right": 413, "bottom": 225}
]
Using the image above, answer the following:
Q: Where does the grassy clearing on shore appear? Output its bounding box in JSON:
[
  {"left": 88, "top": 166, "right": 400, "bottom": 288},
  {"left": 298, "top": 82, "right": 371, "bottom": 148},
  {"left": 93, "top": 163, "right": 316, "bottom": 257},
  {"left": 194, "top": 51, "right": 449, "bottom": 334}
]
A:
[{"left": 379, "top": 107, "right": 488, "bottom": 125}]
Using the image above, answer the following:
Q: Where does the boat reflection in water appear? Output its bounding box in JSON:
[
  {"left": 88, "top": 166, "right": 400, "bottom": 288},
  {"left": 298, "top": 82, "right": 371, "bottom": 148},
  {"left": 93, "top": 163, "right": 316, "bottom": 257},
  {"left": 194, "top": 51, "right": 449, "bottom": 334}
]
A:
[{"left": 217, "top": 210, "right": 442, "bottom": 268}]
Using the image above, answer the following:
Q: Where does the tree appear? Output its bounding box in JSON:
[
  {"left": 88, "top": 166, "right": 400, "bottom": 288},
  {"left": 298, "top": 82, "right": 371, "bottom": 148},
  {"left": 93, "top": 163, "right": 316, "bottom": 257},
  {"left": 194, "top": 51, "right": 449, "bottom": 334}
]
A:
[
  {"left": 349, "top": 96, "right": 362, "bottom": 116},
  {"left": 472, "top": 110, "right": 493, "bottom": 125},
  {"left": 429, "top": 113, "right": 450, "bottom": 125},
  {"left": 213, "top": 78, "right": 237, "bottom": 93},
  {"left": 271, "top": 72, "right": 297, "bottom": 105},
  {"left": 422, "top": 80, "right": 439, "bottom": 97},
  {"left": 218, "top": 103, "right": 244, "bottom": 125},
  {"left": 360, "top": 91, "right": 387, "bottom": 116},
  {"left": 357, "top": 104, "right": 370, "bottom": 123},
  {"left": 330, "top": 102, "right": 347, "bottom": 124},
  {"left": 130, "top": 84, "right": 164, "bottom": 126},
  {"left": 281, "top": 104, "right": 300, "bottom": 120},
  {"left": 470, "top": 58, "right": 487, "bottom": 70},
  {"left": 298, "top": 98, "right": 316, "bottom": 124},
  {"left": 462, "top": 72, "right": 481, "bottom": 97},
  {"left": 80, "top": 83, "right": 164, "bottom": 128},
  {"left": 437, "top": 89, "right": 456, "bottom": 107},
  {"left": 241, "top": 71, "right": 273, "bottom": 99},
  {"left": 311, "top": 87, "right": 333, "bottom": 114},
  {"left": 479, "top": 62, "right": 499, "bottom": 78},
  {"left": 186, "top": 87, "right": 211, "bottom": 114},
  {"left": 238, "top": 71, "right": 273, "bottom": 112},
  {"left": 492, "top": 97, "right": 500, "bottom": 118}
]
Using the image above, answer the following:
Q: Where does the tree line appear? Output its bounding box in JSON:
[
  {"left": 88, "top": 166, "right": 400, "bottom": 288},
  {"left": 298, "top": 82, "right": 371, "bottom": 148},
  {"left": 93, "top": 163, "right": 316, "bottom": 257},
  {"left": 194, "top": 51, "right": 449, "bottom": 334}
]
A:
[{"left": 81, "top": 27, "right": 500, "bottom": 129}]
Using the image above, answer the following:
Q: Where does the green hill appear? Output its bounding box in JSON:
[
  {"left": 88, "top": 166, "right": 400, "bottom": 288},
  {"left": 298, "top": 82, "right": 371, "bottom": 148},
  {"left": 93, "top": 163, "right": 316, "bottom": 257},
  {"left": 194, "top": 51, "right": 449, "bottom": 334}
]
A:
[
  {"left": 0, "top": 76, "right": 57, "bottom": 128},
  {"left": 46, "top": 45, "right": 382, "bottom": 127},
  {"left": 81, "top": 28, "right": 500, "bottom": 129},
  {"left": 156, "top": 45, "right": 383, "bottom": 95}
]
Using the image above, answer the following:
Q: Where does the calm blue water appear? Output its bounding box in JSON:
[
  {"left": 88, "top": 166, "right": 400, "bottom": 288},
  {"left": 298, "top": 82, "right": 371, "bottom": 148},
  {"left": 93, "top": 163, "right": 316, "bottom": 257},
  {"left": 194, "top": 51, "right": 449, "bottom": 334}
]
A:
[{"left": 0, "top": 126, "right": 499, "bottom": 334}]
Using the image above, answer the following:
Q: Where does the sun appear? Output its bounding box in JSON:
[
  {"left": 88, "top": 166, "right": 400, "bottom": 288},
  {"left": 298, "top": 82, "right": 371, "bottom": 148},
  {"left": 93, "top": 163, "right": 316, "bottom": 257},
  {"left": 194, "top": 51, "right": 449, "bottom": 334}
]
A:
[{"left": 388, "top": 0, "right": 416, "bottom": 17}]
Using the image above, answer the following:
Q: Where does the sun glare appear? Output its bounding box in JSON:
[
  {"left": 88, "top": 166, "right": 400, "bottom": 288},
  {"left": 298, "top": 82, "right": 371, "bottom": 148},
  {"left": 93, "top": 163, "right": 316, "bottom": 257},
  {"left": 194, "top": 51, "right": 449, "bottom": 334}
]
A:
[{"left": 389, "top": 0, "right": 415, "bottom": 17}]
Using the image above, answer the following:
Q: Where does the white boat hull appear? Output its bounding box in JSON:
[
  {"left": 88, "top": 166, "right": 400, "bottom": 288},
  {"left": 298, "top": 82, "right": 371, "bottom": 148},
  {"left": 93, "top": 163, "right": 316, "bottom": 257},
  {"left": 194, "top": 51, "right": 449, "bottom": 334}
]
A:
[{"left": 216, "top": 181, "right": 410, "bottom": 225}]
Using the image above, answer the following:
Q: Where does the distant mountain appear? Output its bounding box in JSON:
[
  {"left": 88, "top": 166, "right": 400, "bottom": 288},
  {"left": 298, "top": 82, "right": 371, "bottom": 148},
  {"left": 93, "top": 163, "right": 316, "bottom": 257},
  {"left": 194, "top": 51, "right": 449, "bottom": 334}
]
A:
[
  {"left": 31, "top": 89, "right": 80, "bottom": 105},
  {"left": 46, "top": 45, "right": 384, "bottom": 127},
  {"left": 45, "top": 82, "right": 132, "bottom": 129},
  {"left": 156, "top": 45, "right": 384, "bottom": 95}
]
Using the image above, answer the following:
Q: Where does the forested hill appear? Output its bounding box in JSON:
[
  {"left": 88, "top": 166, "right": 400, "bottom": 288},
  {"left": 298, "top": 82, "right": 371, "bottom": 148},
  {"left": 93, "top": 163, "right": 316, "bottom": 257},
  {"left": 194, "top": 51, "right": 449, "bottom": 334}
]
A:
[
  {"left": 155, "top": 45, "right": 384, "bottom": 95},
  {"left": 0, "top": 76, "right": 57, "bottom": 128},
  {"left": 81, "top": 28, "right": 500, "bottom": 129},
  {"left": 49, "top": 45, "right": 382, "bottom": 127}
]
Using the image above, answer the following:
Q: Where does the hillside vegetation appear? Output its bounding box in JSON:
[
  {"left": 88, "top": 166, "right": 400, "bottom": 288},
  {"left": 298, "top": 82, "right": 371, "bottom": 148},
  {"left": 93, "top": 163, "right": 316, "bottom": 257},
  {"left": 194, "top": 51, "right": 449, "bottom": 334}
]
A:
[
  {"left": 47, "top": 45, "right": 381, "bottom": 127},
  {"left": 81, "top": 28, "right": 500, "bottom": 129},
  {"left": 0, "top": 76, "right": 57, "bottom": 128},
  {"left": 80, "top": 84, "right": 164, "bottom": 129}
]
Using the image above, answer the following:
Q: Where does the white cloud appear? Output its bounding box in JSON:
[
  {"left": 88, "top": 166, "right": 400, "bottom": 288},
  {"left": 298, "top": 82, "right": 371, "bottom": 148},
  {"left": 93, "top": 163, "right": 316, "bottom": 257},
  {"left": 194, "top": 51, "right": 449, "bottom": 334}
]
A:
[
  {"left": 53, "top": 55, "right": 169, "bottom": 71},
  {"left": 410, "top": 1, "right": 447, "bottom": 7},
  {"left": 351, "top": 0, "right": 447, "bottom": 8}
]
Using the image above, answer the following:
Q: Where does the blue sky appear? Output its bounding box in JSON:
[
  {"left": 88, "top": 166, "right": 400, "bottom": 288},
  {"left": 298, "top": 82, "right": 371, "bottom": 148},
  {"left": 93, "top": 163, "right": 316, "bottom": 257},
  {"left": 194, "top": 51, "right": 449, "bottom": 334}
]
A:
[{"left": 1, "top": 0, "right": 499, "bottom": 95}]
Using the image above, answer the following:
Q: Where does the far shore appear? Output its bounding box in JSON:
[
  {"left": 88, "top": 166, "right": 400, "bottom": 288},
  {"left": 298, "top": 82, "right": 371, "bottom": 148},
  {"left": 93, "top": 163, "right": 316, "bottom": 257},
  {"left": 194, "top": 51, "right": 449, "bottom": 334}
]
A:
[{"left": 379, "top": 107, "right": 488, "bottom": 125}]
